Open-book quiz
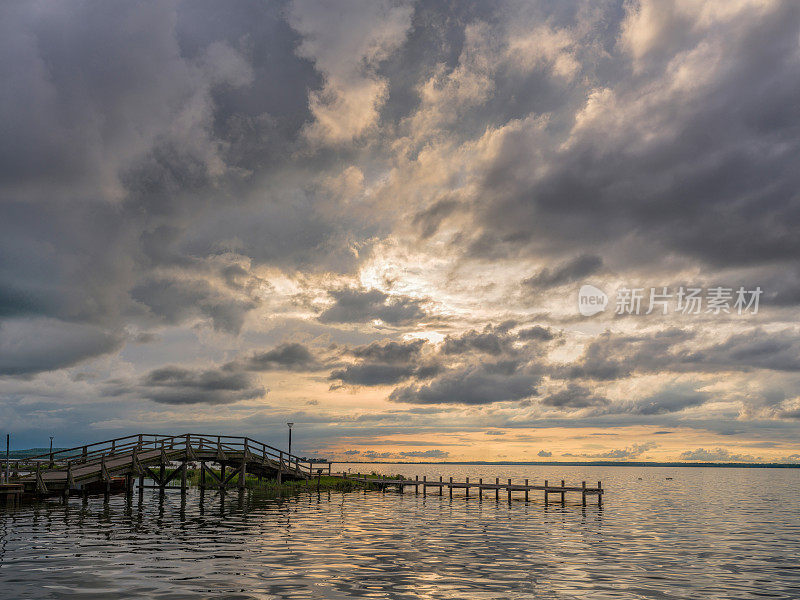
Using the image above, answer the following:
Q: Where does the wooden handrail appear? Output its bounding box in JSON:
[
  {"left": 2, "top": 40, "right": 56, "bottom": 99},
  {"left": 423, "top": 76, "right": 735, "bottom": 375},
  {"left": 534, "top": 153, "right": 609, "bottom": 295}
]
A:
[{"left": 8, "top": 432, "right": 318, "bottom": 475}]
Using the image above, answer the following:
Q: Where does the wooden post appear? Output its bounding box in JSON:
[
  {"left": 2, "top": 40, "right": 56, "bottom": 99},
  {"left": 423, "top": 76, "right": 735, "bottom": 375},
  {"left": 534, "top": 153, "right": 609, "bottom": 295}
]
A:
[
  {"left": 200, "top": 461, "right": 206, "bottom": 489},
  {"left": 582, "top": 481, "right": 587, "bottom": 507},
  {"left": 181, "top": 461, "right": 187, "bottom": 494},
  {"left": 439, "top": 476, "right": 443, "bottom": 496},
  {"left": 479, "top": 478, "right": 483, "bottom": 500},
  {"left": 597, "top": 481, "right": 602, "bottom": 507},
  {"left": 277, "top": 451, "right": 283, "bottom": 485},
  {"left": 238, "top": 439, "right": 247, "bottom": 491},
  {"left": 544, "top": 480, "right": 548, "bottom": 505},
  {"left": 495, "top": 477, "right": 499, "bottom": 501},
  {"left": 561, "top": 480, "right": 565, "bottom": 505},
  {"left": 507, "top": 478, "right": 512, "bottom": 503},
  {"left": 415, "top": 475, "right": 419, "bottom": 495},
  {"left": 220, "top": 464, "right": 226, "bottom": 492},
  {"left": 449, "top": 477, "right": 453, "bottom": 499},
  {"left": 82, "top": 446, "right": 87, "bottom": 462},
  {"left": 524, "top": 479, "right": 529, "bottom": 502},
  {"left": 423, "top": 475, "right": 427, "bottom": 496},
  {"left": 382, "top": 474, "right": 386, "bottom": 493},
  {"left": 465, "top": 477, "right": 469, "bottom": 499}
]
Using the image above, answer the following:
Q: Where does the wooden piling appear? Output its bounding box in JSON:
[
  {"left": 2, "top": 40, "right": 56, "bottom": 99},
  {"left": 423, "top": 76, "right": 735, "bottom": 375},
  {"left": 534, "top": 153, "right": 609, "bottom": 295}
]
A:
[
  {"left": 544, "top": 480, "right": 548, "bottom": 505},
  {"left": 449, "top": 477, "right": 453, "bottom": 499},
  {"left": 479, "top": 478, "right": 483, "bottom": 500},
  {"left": 439, "top": 476, "right": 443, "bottom": 496},
  {"left": 582, "top": 481, "right": 586, "bottom": 506},
  {"left": 465, "top": 477, "right": 469, "bottom": 499},
  {"left": 524, "top": 479, "right": 528, "bottom": 502},
  {"left": 560, "top": 480, "right": 565, "bottom": 505},
  {"left": 495, "top": 477, "right": 499, "bottom": 501},
  {"left": 507, "top": 478, "right": 512, "bottom": 503}
]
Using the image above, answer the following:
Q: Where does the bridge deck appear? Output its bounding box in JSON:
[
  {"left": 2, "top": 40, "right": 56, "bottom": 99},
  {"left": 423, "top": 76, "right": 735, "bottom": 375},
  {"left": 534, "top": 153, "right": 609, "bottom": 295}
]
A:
[{"left": 3, "top": 433, "right": 326, "bottom": 496}]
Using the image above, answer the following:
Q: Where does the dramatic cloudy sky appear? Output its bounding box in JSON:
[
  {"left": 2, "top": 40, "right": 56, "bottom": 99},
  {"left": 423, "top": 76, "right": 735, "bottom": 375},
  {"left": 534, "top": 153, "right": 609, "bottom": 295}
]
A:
[{"left": 2, "top": 0, "right": 800, "bottom": 463}]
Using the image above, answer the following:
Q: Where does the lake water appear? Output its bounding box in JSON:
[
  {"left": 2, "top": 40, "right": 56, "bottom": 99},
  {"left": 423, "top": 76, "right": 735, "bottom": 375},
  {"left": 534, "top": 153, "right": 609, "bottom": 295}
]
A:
[{"left": 1, "top": 464, "right": 799, "bottom": 599}]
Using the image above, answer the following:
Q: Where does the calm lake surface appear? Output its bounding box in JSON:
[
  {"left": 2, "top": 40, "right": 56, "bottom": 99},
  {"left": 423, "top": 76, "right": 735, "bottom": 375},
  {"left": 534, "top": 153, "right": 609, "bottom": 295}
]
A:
[{"left": 1, "top": 464, "right": 799, "bottom": 599}]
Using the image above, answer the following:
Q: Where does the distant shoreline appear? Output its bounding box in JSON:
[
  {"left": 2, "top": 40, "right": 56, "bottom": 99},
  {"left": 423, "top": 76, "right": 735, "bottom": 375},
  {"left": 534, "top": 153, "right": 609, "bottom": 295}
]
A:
[{"left": 334, "top": 460, "right": 800, "bottom": 468}]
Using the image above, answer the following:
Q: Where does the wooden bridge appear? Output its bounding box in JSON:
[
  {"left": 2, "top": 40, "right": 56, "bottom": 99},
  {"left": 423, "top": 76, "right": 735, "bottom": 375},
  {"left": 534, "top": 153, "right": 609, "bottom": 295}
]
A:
[{"left": 1, "top": 433, "right": 329, "bottom": 500}]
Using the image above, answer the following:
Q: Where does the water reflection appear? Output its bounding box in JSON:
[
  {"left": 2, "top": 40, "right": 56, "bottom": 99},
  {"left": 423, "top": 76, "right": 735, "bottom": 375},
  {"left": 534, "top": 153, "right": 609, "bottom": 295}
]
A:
[{"left": 0, "top": 466, "right": 798, "bottom": 599}]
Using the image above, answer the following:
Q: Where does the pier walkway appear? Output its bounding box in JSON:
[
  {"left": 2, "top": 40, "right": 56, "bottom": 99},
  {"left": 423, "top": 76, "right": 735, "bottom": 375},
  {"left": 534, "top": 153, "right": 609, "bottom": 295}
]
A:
[{"left": 1, "top": 433, "right": 328, "bottom": 498}]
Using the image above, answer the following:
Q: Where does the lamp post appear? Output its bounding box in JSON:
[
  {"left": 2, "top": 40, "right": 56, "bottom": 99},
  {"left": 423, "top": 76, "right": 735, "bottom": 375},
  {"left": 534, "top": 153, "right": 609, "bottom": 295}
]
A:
[
  {"left": 287, "top": 422, "right": 294, "bottom": 456},
  {"left": 49, "top": 436, "right": 54, "bottom": 454}
]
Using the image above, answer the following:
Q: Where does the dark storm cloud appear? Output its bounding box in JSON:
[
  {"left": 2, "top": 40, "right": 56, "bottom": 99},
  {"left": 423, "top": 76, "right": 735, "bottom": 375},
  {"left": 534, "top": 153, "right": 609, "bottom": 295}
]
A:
[
  {"left": 329, "top": 338, "right": 439, "bottom": 386},
  {"left": 0, "top": 319, "right": 124, "bottom": 376},
  {"left": 411, "top": 197, "right": 460, "bottom": 239},
  {"left": 468, "top": 2, "right": 800, "bottom": 270},
  {"left": 541, "top": 384, "right": 608, "bottom": 409},
  {"left": 389, "top": 363, "right": 539, "bottom": 405},
  {"left": 517, "top": 326, "right": 557, "bottom": 341},
  {"left": 685, "top": 330, "right": 800, "bottom": 372},
  {"left": 109, "top": 340, "right": 326, "bottom": 404},
  {"left": 561, "top": 328, "right": 800, "bottom": 381},
  {"left": 523, "top": 255, "right": 603, "bottom": 290},
  {"left": 131, "top": 278, "right": 257, "bottom": 334},
  {"left": 0, "top": 1, "right": 362, "bottom": 375},
  {"left": 243, "top": 343, "right": 320, "bottom": 371},
  {"left": 349, "top": 339, "right": 425, "bottom": 363},
  {"left": 330, "top": 363, "right": 418, "bottom": 386},
  {"left": 319, "top": 288, "right": 429, "bottom": 326},
  {"left": 138, "top": 365, "right": 265, "bottom": 405},
  {"left": 442, "top": 327, "right": 514, "bottom": 356},
  {"left": 631, "top": 389, "right": 708, "bottom": 416}
]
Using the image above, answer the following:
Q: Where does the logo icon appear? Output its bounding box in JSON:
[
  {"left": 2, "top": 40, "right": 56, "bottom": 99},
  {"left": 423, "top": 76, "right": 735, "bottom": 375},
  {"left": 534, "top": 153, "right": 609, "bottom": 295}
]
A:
[{"left": 578, "top": 284, "right": 608, "bottom": 316}]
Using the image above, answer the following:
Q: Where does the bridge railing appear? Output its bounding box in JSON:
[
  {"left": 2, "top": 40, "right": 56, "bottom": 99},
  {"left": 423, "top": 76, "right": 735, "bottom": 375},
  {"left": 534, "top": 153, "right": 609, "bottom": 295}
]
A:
[{"left": 1, "top": 433, "right": 327, "bottom": 478}]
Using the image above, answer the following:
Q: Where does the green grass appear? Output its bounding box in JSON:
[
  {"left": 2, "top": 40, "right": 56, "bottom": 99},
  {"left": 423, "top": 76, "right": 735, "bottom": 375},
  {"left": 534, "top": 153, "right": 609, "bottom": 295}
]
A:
[{"left": 181, "top": 469, "right": 406, "bottom": 495}]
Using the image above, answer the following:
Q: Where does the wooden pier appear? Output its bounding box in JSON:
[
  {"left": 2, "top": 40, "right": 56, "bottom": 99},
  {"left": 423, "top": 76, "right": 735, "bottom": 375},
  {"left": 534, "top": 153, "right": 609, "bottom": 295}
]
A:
[
  {"left": 0, "top": 433, "right": 328, "bottom": 500},
  {"left": 0, "top": 433, "right": 604, "bottom": 509},
  {"left": 0, "top": 483, "right": 23, "bottom": 507},
  {"left": 335, "top": 473, "right": 604, "bottom": 506}
]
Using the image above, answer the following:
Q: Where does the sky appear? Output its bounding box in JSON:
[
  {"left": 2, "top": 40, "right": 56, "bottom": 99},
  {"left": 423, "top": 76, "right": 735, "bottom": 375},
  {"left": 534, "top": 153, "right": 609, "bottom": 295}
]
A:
[{"left": 1, "top": 0, "right": 800, "bottom": 463}]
